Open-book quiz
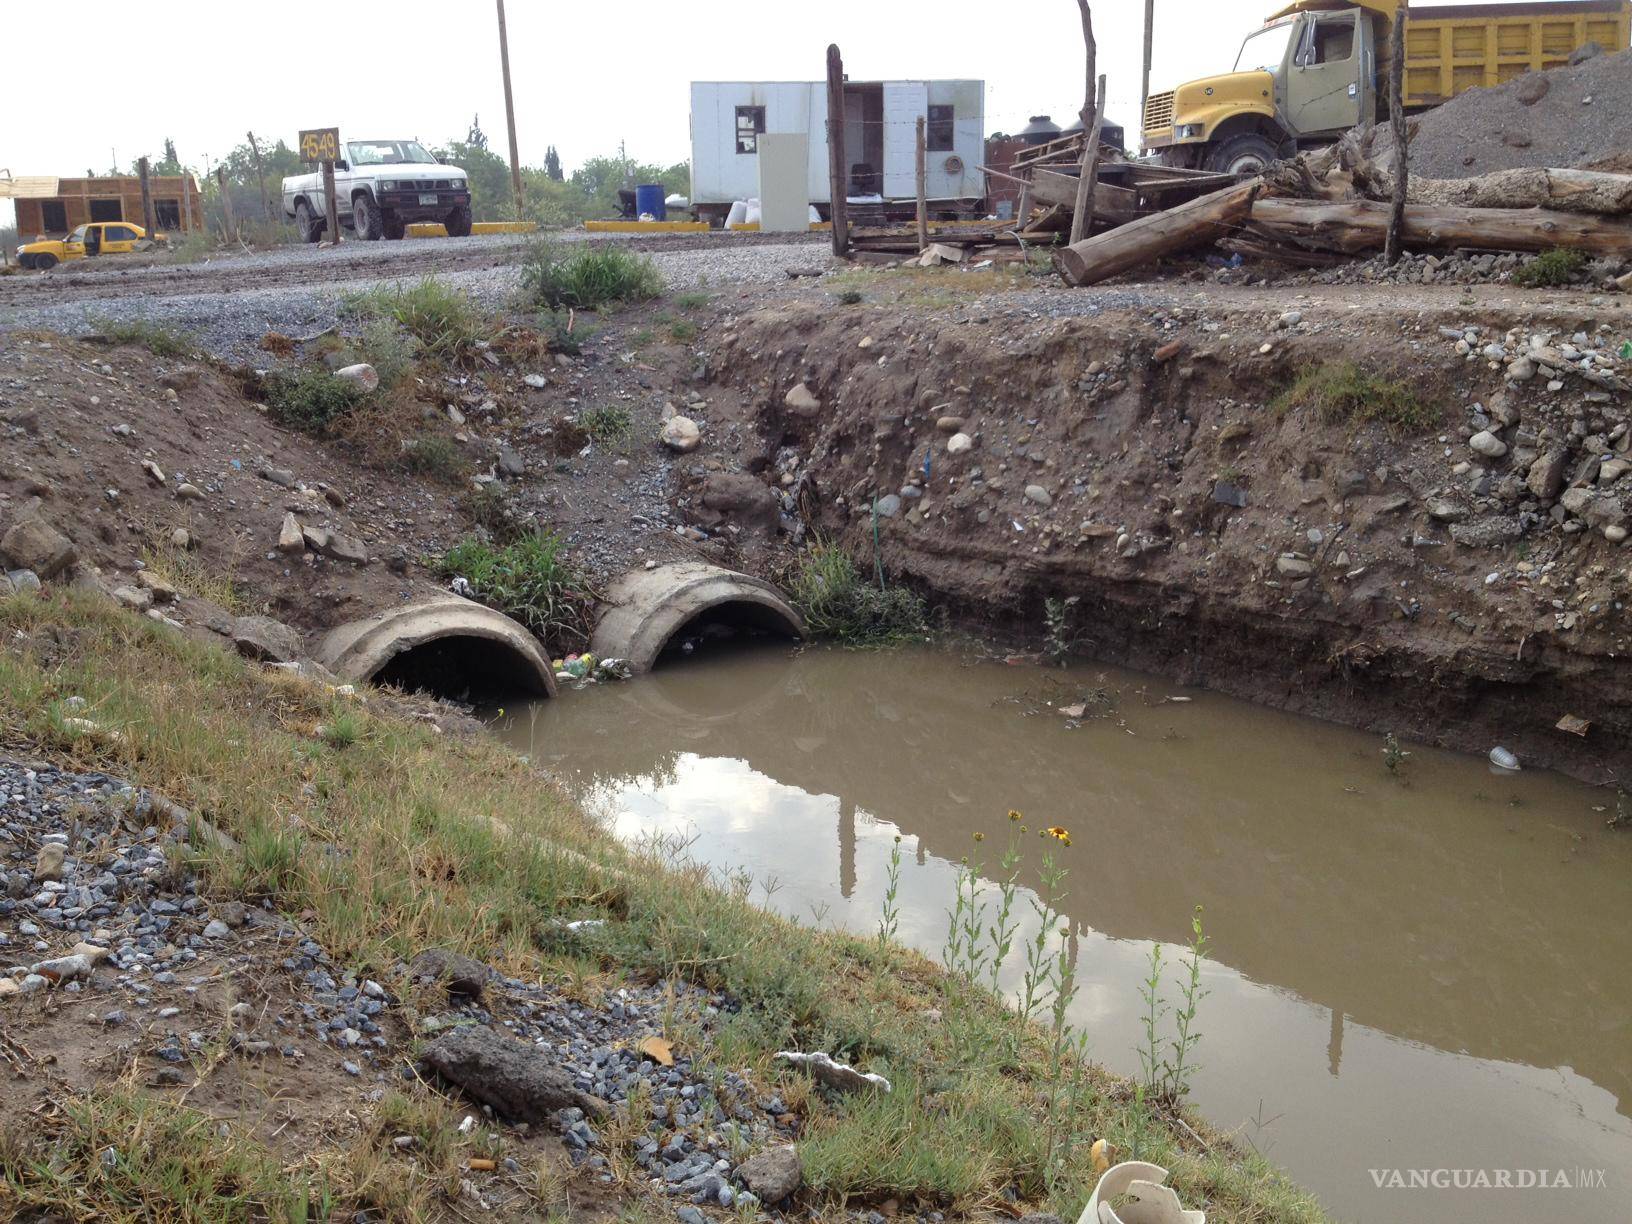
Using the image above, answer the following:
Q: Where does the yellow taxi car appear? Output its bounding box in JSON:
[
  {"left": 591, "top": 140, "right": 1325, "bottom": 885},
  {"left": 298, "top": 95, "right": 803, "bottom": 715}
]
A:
[{"left": 16, "top": 221, "right": 161, "bottom": 270}]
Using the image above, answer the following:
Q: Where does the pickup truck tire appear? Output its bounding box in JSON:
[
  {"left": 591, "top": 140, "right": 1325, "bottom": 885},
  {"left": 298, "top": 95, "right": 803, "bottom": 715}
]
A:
[
  {"left": 1206, "top": 133, "right": 1280, "bottom": 177},
  {"left": 383, "top": 214, "right": 407, "bottom": 240},
  {"left": 33, "top": 253, "right": 58, "bottom": 270},
  {"left": 445, "top": 205, "right": 473, "bottom": 238},
  {"left": 295, "top": 201, "right": 322, "bottom": 244},
  {"left": 353, "top": 194, "right": 384, "bottom": 241}
]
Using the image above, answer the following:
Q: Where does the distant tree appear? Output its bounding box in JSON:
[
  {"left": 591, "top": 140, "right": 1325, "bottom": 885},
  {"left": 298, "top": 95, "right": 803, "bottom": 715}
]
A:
[
  {"left": 155, "top": 139, "right": 182, "bottom": 175},
  {"left": 467, "top": 115, "right": 489, "bottom": 150},
  {"left": 545, "top": 146, "right": 563, "bottom": 181},
  {"left": 435, "top": 131, "right": 516, "bottom": 222}
]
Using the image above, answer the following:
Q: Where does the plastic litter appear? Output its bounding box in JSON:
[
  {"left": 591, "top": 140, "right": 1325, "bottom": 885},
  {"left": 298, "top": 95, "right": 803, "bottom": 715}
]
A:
[
  {"left": 775, "top": 1051, "right": 891, "bottom": 1094},
  {"left": 1076, "top": 1161, "right": 1204, "bottom": 1224},
  {"left": 1489, "top": 746, "right": 1521, "bottom": 771}
]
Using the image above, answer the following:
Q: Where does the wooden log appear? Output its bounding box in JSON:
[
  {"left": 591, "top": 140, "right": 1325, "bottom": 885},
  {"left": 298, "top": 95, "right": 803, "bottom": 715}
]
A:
[
  {"left": 1027, "top": 168, "right": 1139, "bottom": 221},
  {"left": 826, "top": 44, "right": 849, "bottom": 258},
  {"left": 1404, "top": 168, "right": 1632, "bottom": 215},
  {"left": 1056, "top": 178, "right": 1263, "bottom": 287},
  {"left": 321, "top": 159, "right": 341, "bottom": 246},
  {"left": 1385, "top": 0, "right": 1408, "bottom": 265},
  {"left": 1248, "top": 196, "right": 1632, "bottom": 257},
  {"left": 216, "top": 167, "right": 237, "bottom": 243}
]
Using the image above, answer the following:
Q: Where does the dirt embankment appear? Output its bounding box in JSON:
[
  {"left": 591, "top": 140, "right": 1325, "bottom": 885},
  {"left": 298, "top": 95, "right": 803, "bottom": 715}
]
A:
[{"left": 700, "top": 290, "right": 1632, "bottom": 783}]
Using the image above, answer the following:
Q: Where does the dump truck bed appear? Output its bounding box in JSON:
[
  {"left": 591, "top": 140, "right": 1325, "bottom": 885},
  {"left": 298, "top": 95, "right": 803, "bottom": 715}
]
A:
[{"left": 1400, "top": 0, "right": 1630, "bottom": 103}]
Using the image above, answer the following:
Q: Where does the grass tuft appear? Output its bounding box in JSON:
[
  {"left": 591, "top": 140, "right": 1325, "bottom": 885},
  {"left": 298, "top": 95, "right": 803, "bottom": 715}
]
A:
[
  {"left": 263, "top": 367, "right": 363, "bottom": 433},
  {"left": 401, "top": 434, "right": 468, "bottom": 482},
  {"left": 788, "top": 544, "right": 928, "bottom": 647},
  {"left": 518, "top": 242, "right": 664, "bottom": 311},
  {"left": 87, "top": 315, "right": 195, "bottom": 359},
  {"left": 345, "top": 278, "right": 492, "bottom": 364},
  {"left": 579, "top": 404, "right": 633, "bottom": 448},
  {"left": 436, "top": 532, "right": 596, "bottom": 654},
  {"left": 1272, "top": 361, "right": 1435, "bottom": 434}
]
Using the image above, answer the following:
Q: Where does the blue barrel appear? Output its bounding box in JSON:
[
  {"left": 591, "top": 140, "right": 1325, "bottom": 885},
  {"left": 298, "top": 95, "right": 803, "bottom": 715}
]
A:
[{"left": 635, "top": 184, "right": 667, "bottom": 221}]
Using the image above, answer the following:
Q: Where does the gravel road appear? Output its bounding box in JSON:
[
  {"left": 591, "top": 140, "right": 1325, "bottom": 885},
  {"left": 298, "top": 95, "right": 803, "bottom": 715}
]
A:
[{"left": 0, "top": 235, "right": 827, "bottom": 365}]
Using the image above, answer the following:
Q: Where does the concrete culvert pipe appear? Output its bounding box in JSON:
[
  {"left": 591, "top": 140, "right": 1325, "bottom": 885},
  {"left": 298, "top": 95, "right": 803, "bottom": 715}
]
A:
[
  {"left": 589, "top": 562, "right": 805, "bottom": 675},
  {"left": 318, "top": 597, "right": 556, "bottom": 699}
]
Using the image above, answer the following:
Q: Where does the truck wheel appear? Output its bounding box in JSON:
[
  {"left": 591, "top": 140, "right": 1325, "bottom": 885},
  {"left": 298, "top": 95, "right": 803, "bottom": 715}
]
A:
[
  {"left": 1206, "top": 133, "right": 1281, "bottom": 177},
  {"left": 445, "top": 206, "right": 473, "bottom": 238},
  {"left": 295, "top": 201, "right": 322, "bottom": 244},
  {"left": 353, "top": 194, "right": 384, "bottom": 241},
  {"left": 383, "top": 214, "right": 406, "bottom": 240},
  {"left": 34, "top": 253, "right": 58, "bottom": 270}
]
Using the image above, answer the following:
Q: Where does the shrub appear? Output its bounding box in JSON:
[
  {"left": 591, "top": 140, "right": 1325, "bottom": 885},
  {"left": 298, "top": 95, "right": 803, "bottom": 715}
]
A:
[
  {"left": 264, "top": 366, "right": 362, "bottom": 433},
  {"left": 1272, "top": 361, "right": 1435, "bottom": 434},
  {"left": 789, "top": 543, "right": 928, "bottom": 647},
  {"left": 668, "top": 317, "right": 699, "bottom": 343},
  {"left": 579, "top": 404, "right": 632, "bottom": 447},
  {"left": 345, "top": 277, "right": 491, "bottom": 363},
  {"left": 1512, "top": 247, "right": 1588, "bottom": 288},
  {"left": 402, "top": 435, "right": 468, "bottom": 481},
  {"left": 518, "top": 242, "right": 664, "bottom": 311},
  {"left": 460, "top": 485, "right": 530, "bottom": 544},
  {"left": 538, "top": 308, "right": 596, "bottom": 355},
  {"left": 436, "top": 532, "right": 596, "bottom": 653},
  {"left": 86, "top": 315, "right": 195, "bottom": 358},
  {"left": 350, "top": 316, "right": 420, "bottom": 388}
]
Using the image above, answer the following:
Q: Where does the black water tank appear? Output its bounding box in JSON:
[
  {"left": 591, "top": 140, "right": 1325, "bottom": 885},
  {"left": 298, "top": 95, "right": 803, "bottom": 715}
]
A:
[{"left": 1017, "top": 115, "right": 1063, "bottom": 146}]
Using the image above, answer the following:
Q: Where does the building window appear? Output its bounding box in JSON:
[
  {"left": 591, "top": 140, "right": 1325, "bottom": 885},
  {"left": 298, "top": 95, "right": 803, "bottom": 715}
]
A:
[
  {"left": 735, "top": 105, "right": 766, "bottom": 155},
  {"left": 927, "top": 104, "right": 955, "bottom": 152},
  {"left": 40, "top": 201, "right": 68, "bottom": 232},
  {"left": 89, "top": 198, "right": 123, "bottom": 222},
  {"left": 154, "top": 199, "right": 181, "bottom": 229}
]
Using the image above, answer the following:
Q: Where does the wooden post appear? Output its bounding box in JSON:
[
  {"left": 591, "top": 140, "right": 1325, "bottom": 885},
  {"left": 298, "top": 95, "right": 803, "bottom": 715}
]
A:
[
  {"left": 247, "top": 131, "right": 273, "bottom": 221},
  {"left": 496, "top": 0, "right": 526, "bottom": 218},
  {"left": 915, "top": 115, "right": 929, "bottom": 252},
  {"left": 182, "top": 175, "right": 194, "bottom": 232},
  {"left": 826, "top": 43, "right": 849, "bottom": 257},
  {"left": 1140, "top": 0, "right": 1156, "bottom": 153},
  {"left": 1068, "top": 1, "right": 1098, "bottom": 246},
  {"left": 1385, "top": 1, "right": 1409, "bottom": 265},
  {"left": 137, "top": 156, "right": 156, "bottom": 236},
  {"left": 321, "top": 159, "right": 340, "bottom": 245},
  {"left": 216, "top": 167, "right": 237, "bottom": 243}
]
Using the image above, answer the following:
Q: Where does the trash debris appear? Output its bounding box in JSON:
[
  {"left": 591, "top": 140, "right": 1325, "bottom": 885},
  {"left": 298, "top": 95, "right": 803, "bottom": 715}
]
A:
[
  {"left": 1488, "top": 746, "right": 1522, "bottom": 772},
  {"left": 637, "top": 1035, "right": 675, "bottom": 1066},
  {"left": 1077, "top": 1161, "right": 1204, "bottom": 1224},
  {"left": 775, "top": 1050, "right": 892, "bottom": 1094},
  {"left": 1555, "top": 714, "right": 1591, "bottom": 737}
]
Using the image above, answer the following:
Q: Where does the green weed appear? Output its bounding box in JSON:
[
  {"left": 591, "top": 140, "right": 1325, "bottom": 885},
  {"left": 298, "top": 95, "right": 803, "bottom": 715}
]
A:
[
  {"left": 518, "top": 242, "right": 664, "bottom": 311},
  {"left": 1273, "top": 362, "right": 1435, "bottom": 434},
  {"left": 1512, "top": 247, "right": 1588, "bottom": 288},
  {"left": 401, "top": 434, "right": 468, "bottom": 482},
  {"left": 263, "top": 367, "right": 362, "bottom": 433},
  {"left": 436, "top": 533, "right": 596, "bottom": 654},
  {"left": 788, "top": 544, "right": 928, "bottom": 647},
  {"left": 667, "top": 317, "right": 699, "bottom": 343},
  {"left": 579, "top": 404, "right": 633, "bottom": 448}
]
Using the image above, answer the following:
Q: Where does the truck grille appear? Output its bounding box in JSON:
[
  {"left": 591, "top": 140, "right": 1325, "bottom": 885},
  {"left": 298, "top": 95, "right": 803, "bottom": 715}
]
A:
[
  {"left": 395, "top": 179, "right": 455, "bottom": 190},
  {"left": 1144, "top": 91, "right": 1176, "bottom": 131}
]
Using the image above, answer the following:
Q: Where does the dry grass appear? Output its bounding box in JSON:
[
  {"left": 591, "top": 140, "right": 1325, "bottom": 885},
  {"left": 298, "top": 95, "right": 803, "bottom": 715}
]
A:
[{"left": 0, "top": 591, "right": 1328, "bottom": 1223}]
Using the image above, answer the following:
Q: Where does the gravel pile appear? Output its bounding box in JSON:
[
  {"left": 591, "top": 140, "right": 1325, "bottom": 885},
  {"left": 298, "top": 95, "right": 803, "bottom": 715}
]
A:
[{"left": 1380, "top": 45, "right": 1632, "bottom": 179}]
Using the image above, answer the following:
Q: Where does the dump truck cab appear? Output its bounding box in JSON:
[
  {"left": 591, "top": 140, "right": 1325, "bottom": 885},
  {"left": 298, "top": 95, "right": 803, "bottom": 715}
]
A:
[
  {"left": 1145, "top": 0, "right": 1632, "bottom": 174},
  {"left": 1144, "top": 0, "right": 1381, "bottom": 174},
  {"left": 15, "top": 220, "right": 157, "bottom": 270}
]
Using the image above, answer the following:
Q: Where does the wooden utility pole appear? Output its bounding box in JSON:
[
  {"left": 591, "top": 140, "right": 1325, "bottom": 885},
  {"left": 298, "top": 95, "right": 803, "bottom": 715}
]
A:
[
  {"left": 215, "top": 167, "right": 237, "bottom": 242},
  {"left": 247, "top": 131, "right": 273, "bottom": 221},
  {"left": 496, "top": 0, "right": 526, "bottom": 218},
  {"left": 321, "top": 159, "right": 340, "bottom": 245},
  {"left": 137, "top": 156, "right": 156, "bottom": 236},
  {"left": 1385, "top": 1, "right": 1409, "bottom": 264},
  {"left": 1068, "top": 2, "right": 1099, "bottom": 246},
  {"left": 915, "top": 115, "right": 929, "bottom": 251},
  {"left": 1140, "top": 0, "right": 1156, "bottom": 153},
  {"left": 1075, "top": 74, "right": 1108, "bottom": 241},
  {"left": 826, "top": 44, "right": 849, "bottom": 257}
]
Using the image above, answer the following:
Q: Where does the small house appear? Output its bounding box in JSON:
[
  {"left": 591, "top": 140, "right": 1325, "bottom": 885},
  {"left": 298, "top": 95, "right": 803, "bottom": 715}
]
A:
[
  {"left": 1, "top": 173, "right": 203, "bottom": 238},
  {"left": 689, "top": 79, "right": 985, "bottom": 223}
]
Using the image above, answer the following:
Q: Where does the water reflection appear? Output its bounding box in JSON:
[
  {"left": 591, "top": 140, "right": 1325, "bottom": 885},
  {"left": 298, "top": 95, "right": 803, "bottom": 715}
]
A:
[{"left": 495, "top": 645, "right": 1632, "bottom": 1223}]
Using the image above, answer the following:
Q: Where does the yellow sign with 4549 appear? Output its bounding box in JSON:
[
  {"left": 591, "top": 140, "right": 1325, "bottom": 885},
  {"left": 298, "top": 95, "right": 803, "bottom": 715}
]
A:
[{"left": 299, "top": 128, "right": 340, "bottom": 163}]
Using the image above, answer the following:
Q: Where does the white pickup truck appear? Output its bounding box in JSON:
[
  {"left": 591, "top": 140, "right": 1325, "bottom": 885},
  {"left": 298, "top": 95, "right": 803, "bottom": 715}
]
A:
[{"left": 281, "top": 138, "right": 473, "bottom": 242}]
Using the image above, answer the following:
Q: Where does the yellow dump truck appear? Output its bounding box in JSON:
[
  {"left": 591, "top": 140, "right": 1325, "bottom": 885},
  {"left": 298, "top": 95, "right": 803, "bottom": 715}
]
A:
[{"left": 1142, "top": 0, "right": 1632, "bottom": 174}]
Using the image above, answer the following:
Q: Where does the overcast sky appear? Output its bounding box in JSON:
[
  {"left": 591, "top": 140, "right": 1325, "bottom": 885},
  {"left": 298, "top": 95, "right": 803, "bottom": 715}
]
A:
[{"left": 0, "top": 0, "right": 1572, "bottom": 231}]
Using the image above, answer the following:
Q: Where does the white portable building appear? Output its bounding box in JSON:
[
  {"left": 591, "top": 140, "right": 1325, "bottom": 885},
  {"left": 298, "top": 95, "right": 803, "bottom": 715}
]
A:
[{"left": 689, "top": 79, "right": 985, "bottom": 220}]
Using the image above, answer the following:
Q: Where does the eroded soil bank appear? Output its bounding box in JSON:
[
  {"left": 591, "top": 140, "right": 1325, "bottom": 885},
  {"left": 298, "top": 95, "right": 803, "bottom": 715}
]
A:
[{"left": 700, "top": 280, "right": 1632, "bottom": 783}]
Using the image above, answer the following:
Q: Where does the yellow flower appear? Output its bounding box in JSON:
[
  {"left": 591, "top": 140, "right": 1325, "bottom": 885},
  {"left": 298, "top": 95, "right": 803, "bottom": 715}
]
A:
[
  {"left": 1044, "top": 826, "right": 1072, "bottom": 846},
  {"left": 1007, "top": 809, "right": 1022, "bottom": 822},
  {"left": 973, "top": 831, "right": 985, "bottom": 843}
]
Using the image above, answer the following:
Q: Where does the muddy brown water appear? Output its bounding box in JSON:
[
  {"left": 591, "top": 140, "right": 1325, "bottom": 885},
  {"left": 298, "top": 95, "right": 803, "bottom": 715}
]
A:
[{"left": 490, "top": 645, "right": 1632, "bottom": 1223}]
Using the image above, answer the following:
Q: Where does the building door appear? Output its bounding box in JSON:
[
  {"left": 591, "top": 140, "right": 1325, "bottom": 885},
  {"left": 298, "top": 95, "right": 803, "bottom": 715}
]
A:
[{"left": 882, "top": 83, "right": 927, "bottom": 198}]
